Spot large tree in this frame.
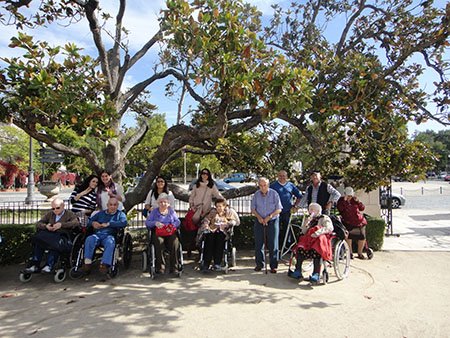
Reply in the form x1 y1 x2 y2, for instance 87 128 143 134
0 0 310 208
263 0 449 189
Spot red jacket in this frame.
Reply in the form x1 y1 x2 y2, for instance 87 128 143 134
336 197 367 228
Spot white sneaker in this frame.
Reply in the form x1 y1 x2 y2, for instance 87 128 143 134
213 264 222 271
41 265 52 273
25 265 38 273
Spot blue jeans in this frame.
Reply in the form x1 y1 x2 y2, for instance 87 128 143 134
254 218 279 269
31 246 58 269
84 233 116 266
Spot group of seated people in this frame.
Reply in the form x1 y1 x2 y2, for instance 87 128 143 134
26 169 369 280
25 170 127 275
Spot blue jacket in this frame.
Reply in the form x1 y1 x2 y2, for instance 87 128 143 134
88 209 127 236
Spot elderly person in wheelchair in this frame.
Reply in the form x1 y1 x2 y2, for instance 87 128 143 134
81 197 127 275
145 193 181 275
198 198 240 272
289 202 333 283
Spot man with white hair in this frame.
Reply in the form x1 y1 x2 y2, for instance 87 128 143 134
251 177 282 273
26 198 80 273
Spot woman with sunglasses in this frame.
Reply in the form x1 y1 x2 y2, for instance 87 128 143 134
97 170 125 211
189 168 224 225
144 176 175 216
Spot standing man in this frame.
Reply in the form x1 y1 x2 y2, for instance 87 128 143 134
300 170 341 215
251 177 282 273
270 170 302 248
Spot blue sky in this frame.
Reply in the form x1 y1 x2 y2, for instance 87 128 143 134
0 0 447 136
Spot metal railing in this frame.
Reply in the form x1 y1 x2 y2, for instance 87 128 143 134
0 195 254 228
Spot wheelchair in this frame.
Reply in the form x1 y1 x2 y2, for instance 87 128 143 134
69 226 133 279
287 232 351 285
197 229 237 274
141 228 183 279
19 229 83 283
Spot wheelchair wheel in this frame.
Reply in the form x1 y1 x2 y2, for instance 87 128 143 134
109 265 119 278
122 233 133 269
141 250 148 272
322 270 329 285
333 239 350 280
70 233 85 268
367 247 374 260
149 245 156 279
54 268 66 283
69 266 84 279
19 271 32 283
230 247 237 267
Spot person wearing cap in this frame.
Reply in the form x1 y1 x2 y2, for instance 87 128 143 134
299 171 341 215
337 187 367 259
270 170 302 248
145 193 181 274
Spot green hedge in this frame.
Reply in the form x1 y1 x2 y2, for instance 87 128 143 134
366 217 386 251
0 224 35 265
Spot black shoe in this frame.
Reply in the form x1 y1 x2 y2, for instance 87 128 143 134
254 266 262 272
270 268 277 274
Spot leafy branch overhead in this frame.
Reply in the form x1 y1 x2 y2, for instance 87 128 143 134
0 0 448 205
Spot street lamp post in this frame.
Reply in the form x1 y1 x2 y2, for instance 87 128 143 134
183 147 187 184
25 135 34 204
195 163 200 179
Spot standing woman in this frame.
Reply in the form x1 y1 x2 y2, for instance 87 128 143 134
97 170 125 211
70 174 99 217
144 176 175 216
189 168 224 225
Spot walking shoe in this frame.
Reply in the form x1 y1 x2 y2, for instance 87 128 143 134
25 265 39 273
270 268 277 274
289 270 303 280
309 273 320 283
212 264 222 271
254 266 262 272
99 264 109 275
200 264 210 273
41 265 52 273
81 263 92 274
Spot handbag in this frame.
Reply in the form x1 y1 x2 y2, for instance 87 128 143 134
182 209 198 232
155 224 177 237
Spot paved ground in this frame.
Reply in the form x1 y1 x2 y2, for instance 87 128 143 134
1 181 449 337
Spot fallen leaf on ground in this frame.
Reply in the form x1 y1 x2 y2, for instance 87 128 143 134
364 295 372 300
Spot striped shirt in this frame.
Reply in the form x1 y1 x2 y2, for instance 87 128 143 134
70 188 97 214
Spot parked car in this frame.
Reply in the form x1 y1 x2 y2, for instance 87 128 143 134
380 190 406 209
188 179 236 192
439 172 448 179
223 173 247 183
444 175 450 182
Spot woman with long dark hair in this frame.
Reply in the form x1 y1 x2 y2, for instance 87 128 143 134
144 176 175 214
189 168 223 225
97 170 125 210
70 174 99 216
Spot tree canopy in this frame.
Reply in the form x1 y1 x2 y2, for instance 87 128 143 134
0 0 449 208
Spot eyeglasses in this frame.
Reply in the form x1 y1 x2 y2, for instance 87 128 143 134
52 207 62 210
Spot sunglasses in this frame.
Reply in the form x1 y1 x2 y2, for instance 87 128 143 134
52 206 62 210
201 172 209 175
156 180 165 183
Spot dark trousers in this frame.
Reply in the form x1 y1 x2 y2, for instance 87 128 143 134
202 231 226 267
279 211 292 248
153 233 179 272
254 218 279 270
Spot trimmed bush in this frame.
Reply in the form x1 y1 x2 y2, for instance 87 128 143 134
366 217 386 251
0 224 35 265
